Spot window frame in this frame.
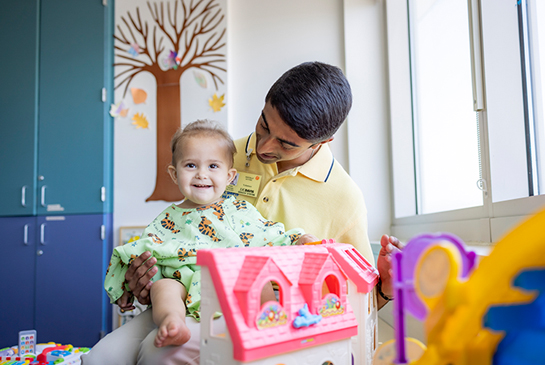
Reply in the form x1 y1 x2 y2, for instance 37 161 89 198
386 0 545 244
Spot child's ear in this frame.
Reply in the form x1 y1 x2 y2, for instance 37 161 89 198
227 168 237 184
167 165 178 185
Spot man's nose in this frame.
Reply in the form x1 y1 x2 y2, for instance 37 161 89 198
257 135 275 153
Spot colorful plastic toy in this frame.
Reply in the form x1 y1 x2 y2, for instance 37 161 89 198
198 242 379 364
374 205 545 365
0 339 89 365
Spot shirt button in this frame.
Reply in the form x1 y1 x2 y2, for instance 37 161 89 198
263 197 269 203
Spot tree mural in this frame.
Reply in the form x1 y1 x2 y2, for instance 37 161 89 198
115 0 226 202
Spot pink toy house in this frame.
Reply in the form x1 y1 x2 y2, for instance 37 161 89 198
197 242 379 365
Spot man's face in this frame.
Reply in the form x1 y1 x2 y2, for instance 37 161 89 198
254 102 317 167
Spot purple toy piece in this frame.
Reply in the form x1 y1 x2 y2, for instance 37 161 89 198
392 233 476 364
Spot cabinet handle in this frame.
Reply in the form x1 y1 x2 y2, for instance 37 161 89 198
40 223 46 245
21 186 28 207
24 224 29 244
37 250 44 256
41 185 47 207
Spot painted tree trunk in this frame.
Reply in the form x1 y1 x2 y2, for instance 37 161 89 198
146 69 184 202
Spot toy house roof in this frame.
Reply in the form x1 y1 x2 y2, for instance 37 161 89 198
197 242 379 362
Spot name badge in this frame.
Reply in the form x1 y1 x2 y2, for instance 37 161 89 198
226 172 261 197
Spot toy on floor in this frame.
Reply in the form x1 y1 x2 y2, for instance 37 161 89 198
0 331 90 365
197 242 379 365
374 205 545 365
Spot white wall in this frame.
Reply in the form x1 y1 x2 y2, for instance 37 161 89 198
113 0 392 245
227 0 391 241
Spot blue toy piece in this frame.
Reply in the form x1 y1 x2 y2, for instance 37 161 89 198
292 303 322 328
484 269 545 365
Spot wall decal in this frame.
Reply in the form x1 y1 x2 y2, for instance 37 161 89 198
130 88 148 104
132 112 150 129
209 93 225 112
114 0 227 202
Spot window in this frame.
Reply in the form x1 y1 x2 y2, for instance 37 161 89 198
524 0 545 195
386 0 545 243
408 0 482 214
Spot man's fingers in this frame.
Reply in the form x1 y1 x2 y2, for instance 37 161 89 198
125 251 152 278
136 280 153 305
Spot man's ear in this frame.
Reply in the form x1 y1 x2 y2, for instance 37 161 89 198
319 137 334 145
227 168 237 184
312 137 334 150
167 165 178 185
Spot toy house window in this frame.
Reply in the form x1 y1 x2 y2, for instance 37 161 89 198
261 280 282 304
322 274 340 298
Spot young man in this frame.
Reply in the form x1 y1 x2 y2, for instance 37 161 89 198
85 62 402 365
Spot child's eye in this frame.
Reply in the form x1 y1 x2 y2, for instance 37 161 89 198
185 163 196 168
209 164 218 169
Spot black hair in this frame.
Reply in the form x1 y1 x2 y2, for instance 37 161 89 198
265 61 352 143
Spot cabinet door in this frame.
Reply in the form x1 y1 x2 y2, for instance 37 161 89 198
0 1 38 217
37 0 108 215
35 214 106 347
0 217 37 347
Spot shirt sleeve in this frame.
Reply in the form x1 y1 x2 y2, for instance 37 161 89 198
335 211 374 266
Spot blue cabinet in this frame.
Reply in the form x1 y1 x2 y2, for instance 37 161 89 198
0 217 37 345
0 1 39 217
0 214 112 347
0 0 113 217
0 0 114 348
35 214 112 346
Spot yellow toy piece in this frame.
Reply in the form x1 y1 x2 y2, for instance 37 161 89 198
377 205 545 365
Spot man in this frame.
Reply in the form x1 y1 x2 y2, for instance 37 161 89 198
83 62 402 365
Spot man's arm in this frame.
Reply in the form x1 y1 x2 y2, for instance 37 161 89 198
125 251 158 305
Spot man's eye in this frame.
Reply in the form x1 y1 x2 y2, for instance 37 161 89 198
260 122 269 132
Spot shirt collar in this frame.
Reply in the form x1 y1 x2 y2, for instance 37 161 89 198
246 133 334 183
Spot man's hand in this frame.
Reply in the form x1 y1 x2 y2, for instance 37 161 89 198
377 234 404 308
295 234 320 245
125 251 158 306
116 290 136 313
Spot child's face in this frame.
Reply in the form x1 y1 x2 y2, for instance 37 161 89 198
168 135 236 209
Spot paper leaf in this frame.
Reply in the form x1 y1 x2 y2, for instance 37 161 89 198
209 93 225 112
131 88 147 104
132 112 149 129
162 50 180 70
128 43 140 57
109 101 129 118
193 70 208 88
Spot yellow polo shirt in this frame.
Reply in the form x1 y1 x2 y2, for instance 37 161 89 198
225 133 373 264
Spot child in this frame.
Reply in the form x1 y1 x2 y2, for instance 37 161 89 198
104 120 317 349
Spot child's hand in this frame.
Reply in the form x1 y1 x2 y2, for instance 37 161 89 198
295 234 319 245
117 291 136 313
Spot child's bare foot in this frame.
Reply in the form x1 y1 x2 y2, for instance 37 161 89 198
154 314 191 347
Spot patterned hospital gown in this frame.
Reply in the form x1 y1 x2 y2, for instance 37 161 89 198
104 196 304 319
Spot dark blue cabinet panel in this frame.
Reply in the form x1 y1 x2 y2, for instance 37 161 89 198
0 217 37 347
35 214 109 346
0 1 39 216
